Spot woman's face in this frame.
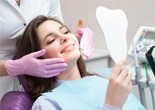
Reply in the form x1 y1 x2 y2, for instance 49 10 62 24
37 20 80 63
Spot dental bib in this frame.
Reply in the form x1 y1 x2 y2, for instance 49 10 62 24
96 6 128 63
43 76 145 110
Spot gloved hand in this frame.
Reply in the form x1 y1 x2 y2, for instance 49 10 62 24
4 49 67 78
77 28 94 59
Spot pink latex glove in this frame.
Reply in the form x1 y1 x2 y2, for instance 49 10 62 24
77 28 94 59
4 49 67 78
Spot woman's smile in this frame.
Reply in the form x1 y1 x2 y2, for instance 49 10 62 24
61 44 75 53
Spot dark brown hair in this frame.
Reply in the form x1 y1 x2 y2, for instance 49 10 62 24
16 15 91 99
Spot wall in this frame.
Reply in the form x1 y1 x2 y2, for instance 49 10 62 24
60 0 155 51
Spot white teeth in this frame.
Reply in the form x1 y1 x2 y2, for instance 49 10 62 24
66 45 73 51
64 45 74 53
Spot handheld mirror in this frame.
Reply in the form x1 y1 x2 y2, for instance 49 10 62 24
96 6 128 63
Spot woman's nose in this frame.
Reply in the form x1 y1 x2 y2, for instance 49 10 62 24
61 37 69 44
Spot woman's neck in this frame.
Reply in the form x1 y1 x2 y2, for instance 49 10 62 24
56 63 81 80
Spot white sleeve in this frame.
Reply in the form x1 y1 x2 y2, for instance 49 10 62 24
31 96 61 110
48 0 64 23
103 103 120 110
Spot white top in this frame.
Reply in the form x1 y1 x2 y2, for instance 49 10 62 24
0 0 63 100
0 0 63 60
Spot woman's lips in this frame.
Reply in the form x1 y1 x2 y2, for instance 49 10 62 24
61 44 74 53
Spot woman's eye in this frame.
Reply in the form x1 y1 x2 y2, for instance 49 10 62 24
64 31 70 34
47 39 55 45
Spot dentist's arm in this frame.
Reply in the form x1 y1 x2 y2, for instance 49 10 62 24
104 60 132 110
0 61 8 76
1 49 67 78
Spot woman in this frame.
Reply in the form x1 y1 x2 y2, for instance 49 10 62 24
16 15 145 110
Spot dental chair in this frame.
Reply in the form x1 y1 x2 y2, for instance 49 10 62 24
0 75 33 110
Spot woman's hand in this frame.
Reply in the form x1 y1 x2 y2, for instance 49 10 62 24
105 60 132 109
4 49 67 78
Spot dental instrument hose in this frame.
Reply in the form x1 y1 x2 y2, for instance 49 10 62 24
145 58 155 109
132 41 147 109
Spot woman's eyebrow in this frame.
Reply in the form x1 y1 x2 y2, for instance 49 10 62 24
59 25 67 31
59 25 64 30
43 33 53 41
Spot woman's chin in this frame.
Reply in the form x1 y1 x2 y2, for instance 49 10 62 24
63 52 80 62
